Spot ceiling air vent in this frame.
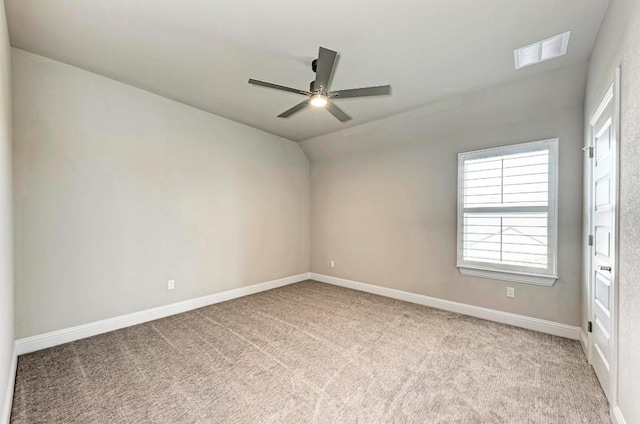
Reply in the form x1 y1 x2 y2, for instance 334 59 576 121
514 31 571 69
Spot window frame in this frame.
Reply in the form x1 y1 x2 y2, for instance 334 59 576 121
456 138 559 286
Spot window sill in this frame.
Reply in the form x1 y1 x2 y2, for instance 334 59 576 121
458 266 558 286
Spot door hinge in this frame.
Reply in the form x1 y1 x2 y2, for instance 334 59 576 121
582 146 594 158
588 235 594 246
588 321 593 333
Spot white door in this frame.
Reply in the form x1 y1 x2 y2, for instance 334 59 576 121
588 78 618 401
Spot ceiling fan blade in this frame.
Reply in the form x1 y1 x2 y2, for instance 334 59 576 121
278 99 310 118
329 85 391 98
248 78 311 96
326 101 351 122
314 47 338 92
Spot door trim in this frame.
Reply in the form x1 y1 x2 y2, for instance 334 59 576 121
586 67 620 410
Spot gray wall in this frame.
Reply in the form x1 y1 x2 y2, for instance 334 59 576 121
0 1 12 420
584 0 640 421
302 65 587 326
12 48 310 339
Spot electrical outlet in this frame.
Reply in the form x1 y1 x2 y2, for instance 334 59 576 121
507 287 515 298
168 280 175 290
330 260 335 268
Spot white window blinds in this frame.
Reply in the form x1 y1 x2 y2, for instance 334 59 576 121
457 139 558 283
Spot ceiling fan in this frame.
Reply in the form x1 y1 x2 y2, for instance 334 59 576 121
248 47 391 122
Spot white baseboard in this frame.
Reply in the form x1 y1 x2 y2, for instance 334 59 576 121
15 273 310 355
579 329 589 357
310 273 580 340
612 405 628 424
1 345 17 424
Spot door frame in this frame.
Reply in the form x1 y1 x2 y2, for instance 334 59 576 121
586 67 620 407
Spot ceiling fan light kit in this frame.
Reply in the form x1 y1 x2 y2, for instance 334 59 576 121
248 46 391 122
310 93 328 107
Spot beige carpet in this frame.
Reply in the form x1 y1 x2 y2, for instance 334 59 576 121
11 280 610 423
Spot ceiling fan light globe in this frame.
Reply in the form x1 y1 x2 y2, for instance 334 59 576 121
310 94 328 108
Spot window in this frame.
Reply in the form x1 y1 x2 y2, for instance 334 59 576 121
457 139 558 286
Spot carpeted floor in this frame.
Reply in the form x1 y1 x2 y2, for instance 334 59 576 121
11 280 610 423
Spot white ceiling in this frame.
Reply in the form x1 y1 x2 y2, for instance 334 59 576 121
6 0 609 142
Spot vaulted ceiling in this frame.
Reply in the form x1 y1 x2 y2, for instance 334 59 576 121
6 0 609 141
